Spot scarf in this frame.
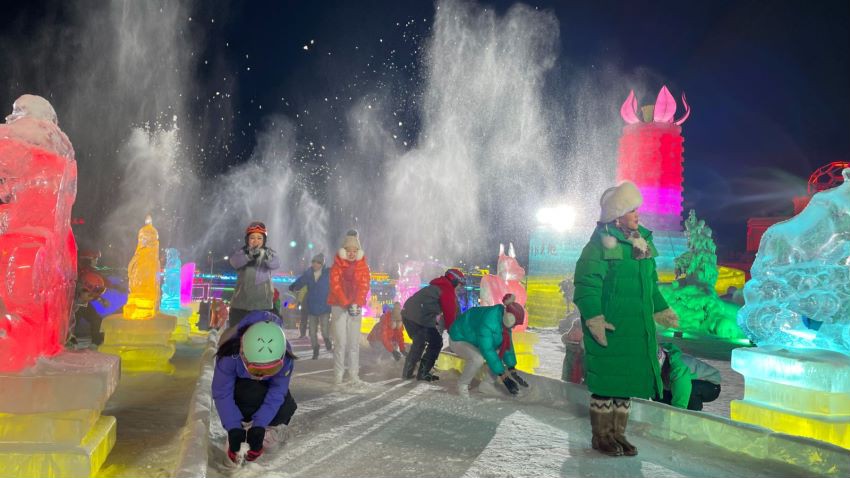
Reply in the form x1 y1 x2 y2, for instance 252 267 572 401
617 224 651 260
499 325 511 358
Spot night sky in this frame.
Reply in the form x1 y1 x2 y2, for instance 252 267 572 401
1 0 848 267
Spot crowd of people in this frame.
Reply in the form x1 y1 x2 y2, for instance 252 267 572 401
74 180 722 466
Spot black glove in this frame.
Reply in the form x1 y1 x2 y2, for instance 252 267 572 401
246 426 265 452
227 428 247 453
347 304 361 316
502 376 519 395
392 350 402 361
248 247 261 259
509 368 529 388
400 349 408 357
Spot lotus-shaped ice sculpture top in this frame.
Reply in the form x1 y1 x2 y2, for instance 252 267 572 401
738 169 850 355
620 85 690 126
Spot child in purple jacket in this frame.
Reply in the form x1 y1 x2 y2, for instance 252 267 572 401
212 311 297 465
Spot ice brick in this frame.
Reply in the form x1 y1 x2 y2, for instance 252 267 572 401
99 343 175 373
0 409 98 445
732 399 850 450
171 315 190 342
0 415 116 478
745 378 850 416
0 350 119 414
731 346 850 393
101 313 177 345
525 276 569 328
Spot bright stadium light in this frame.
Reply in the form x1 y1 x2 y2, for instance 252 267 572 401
536 205 576 232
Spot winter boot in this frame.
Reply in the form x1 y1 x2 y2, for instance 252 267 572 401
612 398 638 456
416 359 439 382
589 397 624 456
402 353 418 379
312 346 319 360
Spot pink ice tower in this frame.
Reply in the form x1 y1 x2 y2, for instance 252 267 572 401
617 86 690 232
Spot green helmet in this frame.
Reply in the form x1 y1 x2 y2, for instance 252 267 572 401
241 321 286 364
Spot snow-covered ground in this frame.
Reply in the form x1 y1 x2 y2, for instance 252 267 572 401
201 329 811 478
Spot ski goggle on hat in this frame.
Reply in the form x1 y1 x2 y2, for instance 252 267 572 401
240 321 286 378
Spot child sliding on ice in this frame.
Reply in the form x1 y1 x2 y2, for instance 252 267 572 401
212 311 298 466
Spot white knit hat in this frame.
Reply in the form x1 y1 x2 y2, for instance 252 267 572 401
599 181 643 223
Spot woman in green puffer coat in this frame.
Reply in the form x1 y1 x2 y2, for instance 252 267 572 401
573 180 680 458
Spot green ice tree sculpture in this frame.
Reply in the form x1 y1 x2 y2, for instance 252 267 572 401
674 209 719 294
661 210 744 338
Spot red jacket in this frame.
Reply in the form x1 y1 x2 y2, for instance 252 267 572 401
328 251 371 307
367 310 407 353
430 276 460 330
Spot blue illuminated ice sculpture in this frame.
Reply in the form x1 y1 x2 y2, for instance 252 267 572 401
738 169 850 355
160 248 182 312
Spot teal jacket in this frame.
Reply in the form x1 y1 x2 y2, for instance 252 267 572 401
449 305 517 375
573 224 669 399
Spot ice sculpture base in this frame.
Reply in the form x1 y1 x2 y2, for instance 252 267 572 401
0 350 120 415
732 400 850 450
732 346 850 393
0 415 116 478
732 346 850 449
162 307 193 342
100 313 177 374
0 350 118 477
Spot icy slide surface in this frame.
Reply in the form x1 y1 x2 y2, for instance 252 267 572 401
204 354 821 478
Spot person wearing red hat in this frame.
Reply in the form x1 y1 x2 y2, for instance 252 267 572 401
69 268 109 347
448 294 530 398
228 221 281 328
400 268 465 381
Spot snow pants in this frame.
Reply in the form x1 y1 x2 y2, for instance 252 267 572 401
234 378 298 427
331 305 362 381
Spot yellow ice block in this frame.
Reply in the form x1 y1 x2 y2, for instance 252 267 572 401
0 409 99 445
436 330 539 374
360 316 378 335
99 343 176 374
731 399 850 450
715 265 746 295
171 315 190 342
0 415 116 478
525 276 568 327
436 352 465 374
101 313 177 345
745 378 850 416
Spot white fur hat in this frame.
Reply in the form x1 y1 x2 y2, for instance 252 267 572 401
599 181 643 223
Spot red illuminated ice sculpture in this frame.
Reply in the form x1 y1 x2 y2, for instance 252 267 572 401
0 94 78 373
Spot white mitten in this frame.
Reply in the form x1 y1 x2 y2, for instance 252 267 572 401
585 315 616 347
654 308 680 329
